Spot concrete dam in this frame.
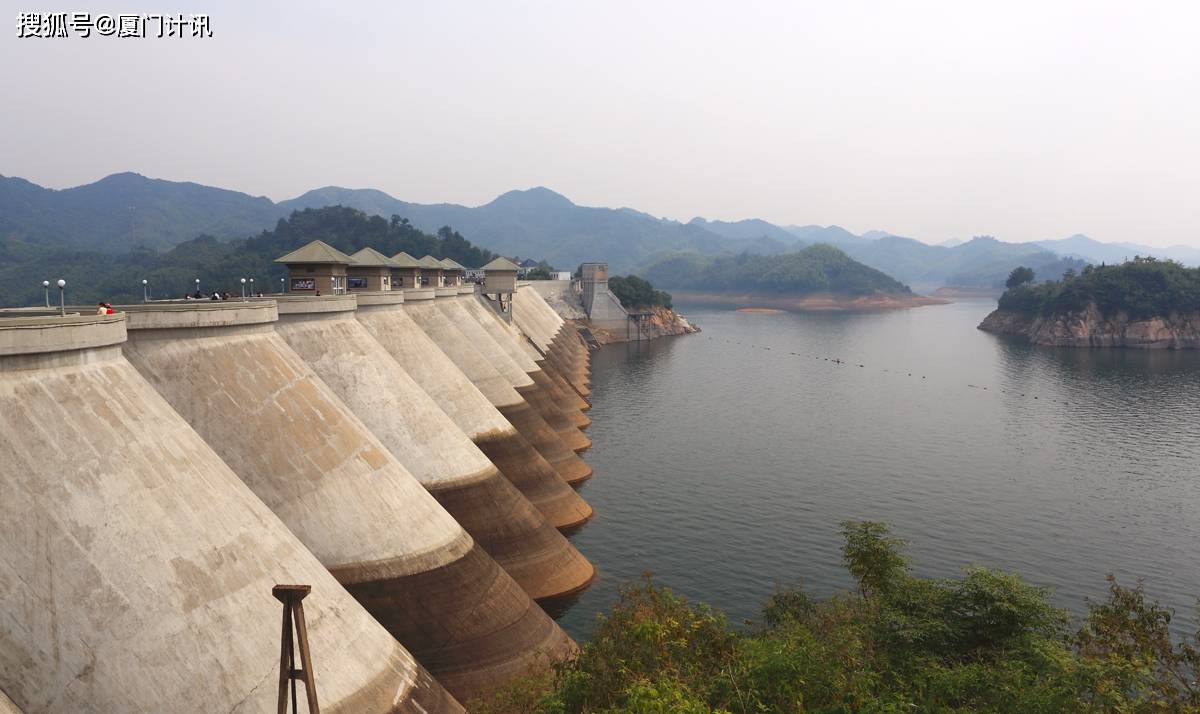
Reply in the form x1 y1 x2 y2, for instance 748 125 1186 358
0 252 599 712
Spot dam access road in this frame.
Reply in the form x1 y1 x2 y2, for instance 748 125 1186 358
0 267 598 712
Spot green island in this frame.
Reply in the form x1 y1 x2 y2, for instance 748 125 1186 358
980 258 1200 348
475 522 1200 713
640 245 944 310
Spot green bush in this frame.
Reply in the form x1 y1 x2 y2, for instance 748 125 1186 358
472 522 1200 713
609 275 673 309
998 257 1200 319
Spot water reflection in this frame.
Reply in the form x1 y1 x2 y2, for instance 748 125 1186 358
557 301 1200 641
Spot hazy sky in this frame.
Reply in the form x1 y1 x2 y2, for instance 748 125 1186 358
2 1 1198 246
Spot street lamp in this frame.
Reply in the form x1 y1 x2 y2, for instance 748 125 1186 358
240 277 247 300
280 277 285 294
194 278 200 296
142 279 149 303
249 277 255 296
56 279 66 316
42 280 50 308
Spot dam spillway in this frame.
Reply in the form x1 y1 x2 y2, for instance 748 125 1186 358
117 301 571 701
353 293 594 529
455 291 592 429
511 288 591 395
0 313 458 712
400 290 594 485
270 293 594 600
519 287 593 395
435 293 592 454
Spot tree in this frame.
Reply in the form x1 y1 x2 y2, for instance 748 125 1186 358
525 260 554 280
1006 266 1036 289
609 275 673 309
473 521 1200 712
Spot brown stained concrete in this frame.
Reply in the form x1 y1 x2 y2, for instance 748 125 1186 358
437 298 591 453
514 290 591 389
539 359 592 424
117 301 569 703
536 363 592 427
509 289 593 403
0 313 459 713
517 381 591 453
401 295 593 487
457 296 592 428
349 543 576 698
271 296 594 601
353 297 593 530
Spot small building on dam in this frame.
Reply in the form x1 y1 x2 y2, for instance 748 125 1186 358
0 241 600 712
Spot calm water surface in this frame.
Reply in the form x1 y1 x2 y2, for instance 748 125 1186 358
554 299 1200 639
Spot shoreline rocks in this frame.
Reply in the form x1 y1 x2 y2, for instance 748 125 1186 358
579 305 699 345
978 304 1200 349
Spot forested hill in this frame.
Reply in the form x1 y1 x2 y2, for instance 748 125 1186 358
0 172 280 252
281 185 745 273
996 257 1200 318
641 245 912 296
0 207 494 307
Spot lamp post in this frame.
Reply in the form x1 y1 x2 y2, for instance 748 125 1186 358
249 277 255 296
42 280 50 308
142 279 149 303
194 278 201 297
56 279 65 316
240 277 247 300
280 277 285 294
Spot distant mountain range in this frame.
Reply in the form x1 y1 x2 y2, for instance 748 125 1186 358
3 171 1196 295
0 173 280 252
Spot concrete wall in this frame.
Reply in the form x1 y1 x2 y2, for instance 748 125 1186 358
356 292 514 440
394 268 421 289
0 313 457 712
355 294 594 530
272 294 593 601
575 263 633 335
286 264 348 294
402 292 592 485
116 300 556 702
348 266 392 292
523 280 571 301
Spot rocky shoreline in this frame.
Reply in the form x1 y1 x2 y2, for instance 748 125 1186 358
579 305 700 345
671 290 947 311
978 303 1200 349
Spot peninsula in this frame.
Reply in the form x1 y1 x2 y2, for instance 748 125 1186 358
978 258 1200 348
642 244 945 311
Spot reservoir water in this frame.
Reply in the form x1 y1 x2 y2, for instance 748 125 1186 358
554 299 1200 639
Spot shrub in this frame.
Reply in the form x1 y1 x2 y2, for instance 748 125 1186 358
472 522 1200 713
